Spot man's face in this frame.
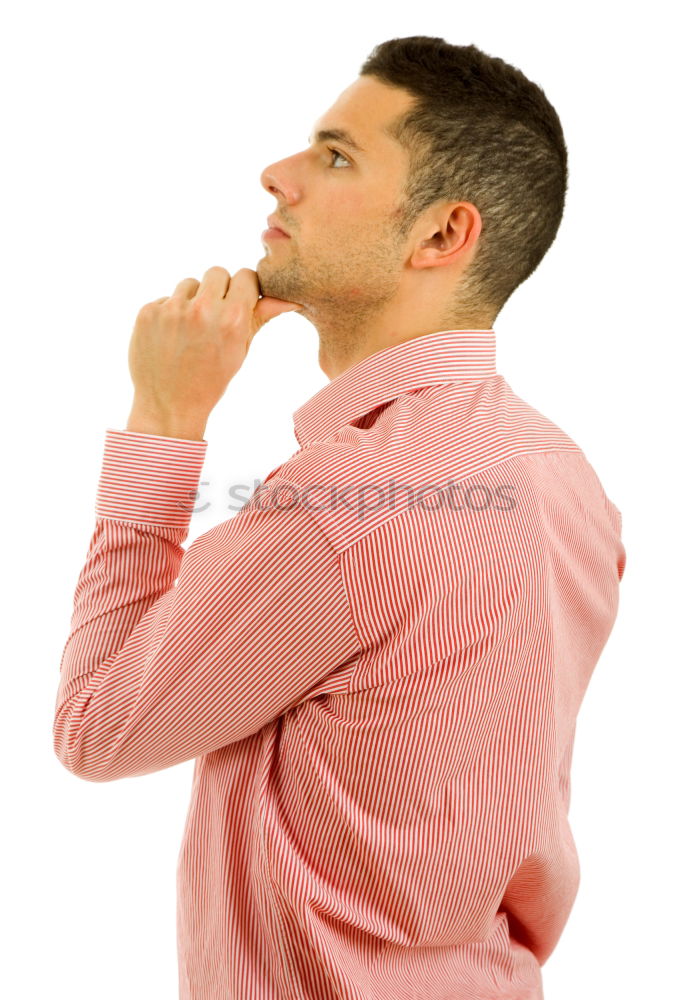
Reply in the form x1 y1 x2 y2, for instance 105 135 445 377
256 76 417 319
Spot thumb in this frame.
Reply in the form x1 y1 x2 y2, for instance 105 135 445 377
254 296 302 327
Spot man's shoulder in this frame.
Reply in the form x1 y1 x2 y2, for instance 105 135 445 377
243 376 601 553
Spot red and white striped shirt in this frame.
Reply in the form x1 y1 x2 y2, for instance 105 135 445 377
53 328 626 1000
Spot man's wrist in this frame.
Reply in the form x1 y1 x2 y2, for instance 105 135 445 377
125 403 208 442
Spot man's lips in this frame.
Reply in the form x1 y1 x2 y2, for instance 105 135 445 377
266 216 290 236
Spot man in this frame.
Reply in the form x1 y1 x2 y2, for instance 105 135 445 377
53 37 626 1000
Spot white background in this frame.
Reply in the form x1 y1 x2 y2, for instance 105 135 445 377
2 2 690 997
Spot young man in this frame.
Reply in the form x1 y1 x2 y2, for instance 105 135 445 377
54 37 626 1000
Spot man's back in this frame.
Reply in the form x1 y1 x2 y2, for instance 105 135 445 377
176 329 626 998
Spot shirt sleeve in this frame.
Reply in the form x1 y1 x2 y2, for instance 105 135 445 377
53 428 362 782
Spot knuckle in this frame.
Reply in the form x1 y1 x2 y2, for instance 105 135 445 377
187 299 211 326
225 301 245 324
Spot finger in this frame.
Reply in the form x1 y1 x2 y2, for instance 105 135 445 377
171 277 200 300
197 265 231 299
224 267 258 305
254 295 303 327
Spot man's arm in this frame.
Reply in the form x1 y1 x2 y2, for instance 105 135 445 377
52 428 361 782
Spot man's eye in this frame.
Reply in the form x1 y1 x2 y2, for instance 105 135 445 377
328 147 350 168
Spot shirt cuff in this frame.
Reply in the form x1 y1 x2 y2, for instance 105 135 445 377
95 428 209 529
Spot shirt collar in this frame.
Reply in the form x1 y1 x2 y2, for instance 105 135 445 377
292 328 497 447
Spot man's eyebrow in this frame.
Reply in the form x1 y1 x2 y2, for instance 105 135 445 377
307 128 366 155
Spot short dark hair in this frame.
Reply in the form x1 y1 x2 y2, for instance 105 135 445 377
359 36 569 324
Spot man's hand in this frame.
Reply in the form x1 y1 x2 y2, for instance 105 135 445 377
127 266 301 435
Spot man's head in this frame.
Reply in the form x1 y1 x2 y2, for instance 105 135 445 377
256 36 568 378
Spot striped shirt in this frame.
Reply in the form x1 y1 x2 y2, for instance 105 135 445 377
53 327 626 1000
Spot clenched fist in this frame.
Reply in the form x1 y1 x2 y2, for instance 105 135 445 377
127 266 301 436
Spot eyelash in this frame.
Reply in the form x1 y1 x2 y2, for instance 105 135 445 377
327 147 351 168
